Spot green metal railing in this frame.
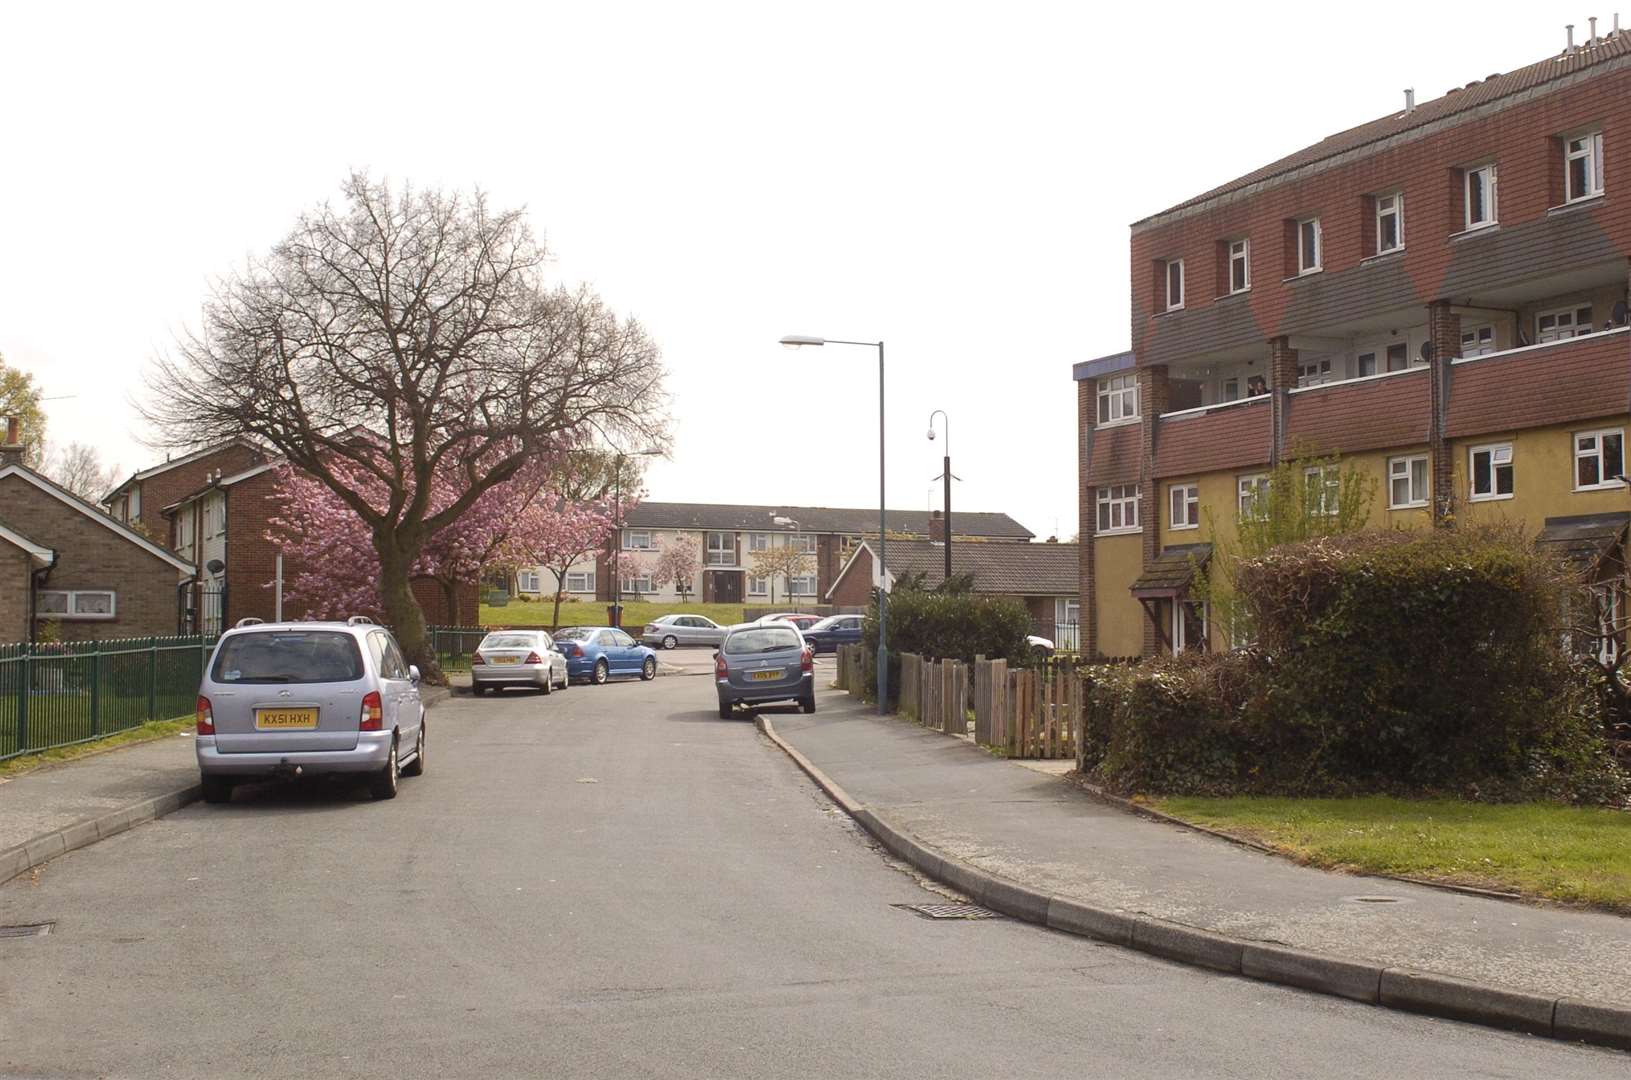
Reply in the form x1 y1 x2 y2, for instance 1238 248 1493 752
428 626 489 672
0 635 215 762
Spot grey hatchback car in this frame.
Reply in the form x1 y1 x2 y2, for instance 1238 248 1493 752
715 622 815 719
195 619 426 803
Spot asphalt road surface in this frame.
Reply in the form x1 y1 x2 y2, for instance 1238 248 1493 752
2 669 1626 1079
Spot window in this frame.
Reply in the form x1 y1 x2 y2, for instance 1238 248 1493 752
1305 465 1341 516
1237 473 1269 519
790 574 818 596
1461 324 1496 357
1575 429 1626 490
1465 163 1497 229
1095 484 1140 534
565 570 595 593
1387 342 1411 372
1228 239 1250 293
748 533 770 552
177 509 195 554
1356 349 1378 377
1097 373 1139 425
1594 582 1622 666
623 529 653 551
748 575 769 596
129 487 140 520
1220 376 1241 402
1537 305 1595 343
517 570 541 593
1388 455 1429 509
1565 131 1604 203
211 630 364 684
705 531 735 566
1172 599 1208 654
1164 259 1184 311
621 574 655 595
1375 192 1403 253
790 533 816 553
1168 483 1199 530
1469 444 1513 501
1298 218 1322 274
35 590 117 620
1296 356 1333 387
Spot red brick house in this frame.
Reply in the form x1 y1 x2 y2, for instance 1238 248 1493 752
102 438 266 541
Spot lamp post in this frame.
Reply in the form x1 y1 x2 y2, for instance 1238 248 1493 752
781 334 889 715
611 448 662 628
928 410 951 582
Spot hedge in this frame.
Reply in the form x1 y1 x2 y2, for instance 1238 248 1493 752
860 589 1033 706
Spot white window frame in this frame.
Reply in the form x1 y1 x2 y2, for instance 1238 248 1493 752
1305 465 1341 516
1464 163 1497 229
748 532 770 552
789 574 818 596
1565 130 1604 204
517 570 541 593
620 573 655 595
1594 581 1622 666
1468 443 1513 502
622 529 653 551
1387 455 1429 509
1164 259 1184 311
1298 217 1322 275
565 570 595 593
1171 598 1208 654
1237 473 1269 520
1574 428 1626 491
35 589 117 621
1097 372 1139 426
1296 356 1334 387
704 531 735 566
1536 304 1595 344
1228 238 1250 294
790 533 816 554
747 575 769 597
1168 482 1200 530
177 508 195 553
1375 192 1403 253
1095 484 1140 535
1460 324 1496 357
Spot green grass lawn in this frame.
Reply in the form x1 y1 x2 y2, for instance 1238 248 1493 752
1155 795 1631 911
479 601 749 629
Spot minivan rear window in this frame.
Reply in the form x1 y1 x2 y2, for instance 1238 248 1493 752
723 627 802 654
212 631 365 684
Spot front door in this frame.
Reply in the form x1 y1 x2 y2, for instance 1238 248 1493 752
1171 599 1207 654
712 571 743 604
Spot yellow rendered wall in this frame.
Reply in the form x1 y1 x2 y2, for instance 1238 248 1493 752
1095 531 1145 658
1452 417 1631 528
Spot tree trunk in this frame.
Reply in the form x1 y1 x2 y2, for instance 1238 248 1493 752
552 580 566 630
440 578 460 627
377 536 437 680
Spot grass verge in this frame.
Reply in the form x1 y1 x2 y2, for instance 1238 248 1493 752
0 716 194 780
479 601 749 629
1154 795 1631 911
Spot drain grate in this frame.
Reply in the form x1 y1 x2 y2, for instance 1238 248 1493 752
894 902 1003 921
0 922 54 939
1348 895 1404 904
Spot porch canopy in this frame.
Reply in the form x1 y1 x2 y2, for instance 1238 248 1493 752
1130 543 1213 599
1536 512 1629 573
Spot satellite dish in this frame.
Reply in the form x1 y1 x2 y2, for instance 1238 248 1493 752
206 559 225 574
1419 341 1436 362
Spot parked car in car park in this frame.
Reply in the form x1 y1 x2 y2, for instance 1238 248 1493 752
757 612 822 631
553 626 659 684
715 622 815 718
195 617 426 804
800 613 864 654
470 630 570 695
641 613 727 649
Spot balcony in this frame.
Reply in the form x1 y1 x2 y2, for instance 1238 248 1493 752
1285 366 1431 455
1153 397 1270 479
1447 327 1631 439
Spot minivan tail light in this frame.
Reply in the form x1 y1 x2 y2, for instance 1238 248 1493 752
524 651 543 665
715 652 728 678
801 647 814 673
360 691 384 731
196 695 215 735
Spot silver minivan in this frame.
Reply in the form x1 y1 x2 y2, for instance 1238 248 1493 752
195 619 426 803
715 622 815 719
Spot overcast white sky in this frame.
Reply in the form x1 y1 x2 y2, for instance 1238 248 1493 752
0 2 1585 537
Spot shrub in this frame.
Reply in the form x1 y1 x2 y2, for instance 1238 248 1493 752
861 589 1033 705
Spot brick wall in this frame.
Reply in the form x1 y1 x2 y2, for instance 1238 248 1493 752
827 546 876 608
133 444 265 540
1 473 186 640
0 545 30 642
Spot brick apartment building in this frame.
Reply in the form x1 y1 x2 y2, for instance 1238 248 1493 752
1077 28 1631 657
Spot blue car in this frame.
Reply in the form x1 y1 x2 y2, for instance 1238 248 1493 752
800 614 864 654
552 626 659 685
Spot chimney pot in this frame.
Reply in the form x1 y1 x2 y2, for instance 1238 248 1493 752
1590 16 1599 42
1567 23 1576 52
928 509 947 544
1403 87 1415 113
0 417 22 468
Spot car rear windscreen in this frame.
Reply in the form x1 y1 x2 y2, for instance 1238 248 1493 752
553 628 591 641
723 627 802 654
212 631 366 684
481 634 537 650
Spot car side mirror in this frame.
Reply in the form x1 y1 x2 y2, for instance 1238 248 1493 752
408 664 421 684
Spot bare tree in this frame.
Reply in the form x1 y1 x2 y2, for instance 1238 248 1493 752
46 441 121 501
141 173 666 668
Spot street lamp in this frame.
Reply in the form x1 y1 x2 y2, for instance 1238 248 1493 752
611 447 663 628
928 410 952 582
780 334 889 715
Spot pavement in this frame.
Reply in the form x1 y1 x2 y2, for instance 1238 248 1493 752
768 692 1631 1047
4 673 1623 1078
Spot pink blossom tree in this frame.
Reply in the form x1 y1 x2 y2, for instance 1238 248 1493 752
650 536 700 603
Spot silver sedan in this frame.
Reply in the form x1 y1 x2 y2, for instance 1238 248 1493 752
471 630 570 695
640 614 727 649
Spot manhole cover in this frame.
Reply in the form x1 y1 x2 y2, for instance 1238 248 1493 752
1348 895 1405 904
893 902 1003 920
0 923 54 939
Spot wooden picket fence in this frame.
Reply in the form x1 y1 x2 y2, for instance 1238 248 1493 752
834 643 868 697
900 652 969 736
893 651 1079 760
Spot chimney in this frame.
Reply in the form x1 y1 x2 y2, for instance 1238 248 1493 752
1590 15 1599 43
1403 87 1415 114
927 509 947 544
0 417 23 468
1567 23 1576 53
1615 13 1621 36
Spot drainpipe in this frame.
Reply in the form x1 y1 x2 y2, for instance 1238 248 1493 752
28 552 58 644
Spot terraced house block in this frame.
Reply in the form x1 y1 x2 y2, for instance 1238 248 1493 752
1077 33 1631 657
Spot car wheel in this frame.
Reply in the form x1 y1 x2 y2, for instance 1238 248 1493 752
541 673 552 695
471 683 486 697
641 657 657 681
369 737 400 800
800 691 816 715
402 719 426 777
592 659 609 685
557 666 568 690
200 775 234 804
662 635 678 650
718 701 732 720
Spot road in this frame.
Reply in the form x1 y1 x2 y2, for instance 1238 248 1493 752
1 660 1625 1078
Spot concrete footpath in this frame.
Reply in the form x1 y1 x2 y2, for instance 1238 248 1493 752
769 693 1631 1048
